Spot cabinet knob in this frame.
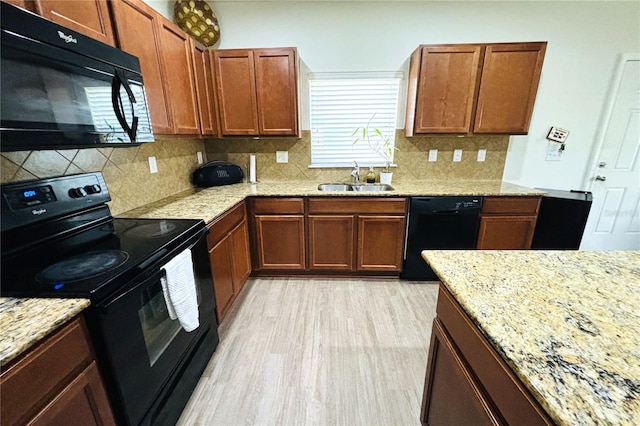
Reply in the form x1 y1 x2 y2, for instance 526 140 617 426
595 175 607 182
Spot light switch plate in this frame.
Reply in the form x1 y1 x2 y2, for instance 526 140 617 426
428 149 438 162
477 149 486 162
197 151 203 164
453 149 463 162
545 142 563 161
148 156 158 173
276 151 288 163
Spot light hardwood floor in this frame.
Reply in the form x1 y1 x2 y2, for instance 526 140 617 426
178 277 439 425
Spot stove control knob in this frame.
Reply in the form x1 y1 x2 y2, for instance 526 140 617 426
84 184 102 194
69 187 88 198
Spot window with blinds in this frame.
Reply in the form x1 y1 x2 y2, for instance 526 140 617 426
309 73 401 168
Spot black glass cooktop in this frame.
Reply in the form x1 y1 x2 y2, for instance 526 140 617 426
1 216 205 301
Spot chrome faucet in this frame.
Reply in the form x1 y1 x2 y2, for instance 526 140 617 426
350 161 360 184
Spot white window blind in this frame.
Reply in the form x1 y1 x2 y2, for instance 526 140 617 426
309 74 400 168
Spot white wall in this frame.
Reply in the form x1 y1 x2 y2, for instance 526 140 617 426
148 1 639 190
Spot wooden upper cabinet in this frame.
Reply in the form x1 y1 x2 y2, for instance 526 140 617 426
157 18 200 134
405 42 546 136
34 0 116 46
407 44 482 135
192 42 219 136
254 48 299 136
111 0 202 135
213 49 259 135
110 0 172 133
213 47 299 137
473 43 547 134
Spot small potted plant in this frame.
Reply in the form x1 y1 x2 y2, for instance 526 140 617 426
352 115 396 184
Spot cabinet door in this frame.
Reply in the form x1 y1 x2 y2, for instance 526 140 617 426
209 238 235 323
254 48 299 136
308 215 355 271
473 42 546 134
414 44 482 134
357 215 405 272
29 362 116 426
255 215 306 270
422 319 502 425
213 49 259 135
477 215 538 250
191 41 219 136
3 0 34 11
35 0 116 46
111 0 172 133
157 19 200 135
230 219 251 292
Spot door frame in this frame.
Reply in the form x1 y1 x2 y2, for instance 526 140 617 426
582 53 640 189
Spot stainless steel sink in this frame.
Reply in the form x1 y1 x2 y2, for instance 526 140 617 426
317 183 353 191
317 183 394 192
352 184 394 192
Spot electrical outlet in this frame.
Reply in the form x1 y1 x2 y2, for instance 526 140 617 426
428 149 438 162
197 151 203 164
453 149 463 162
477 149 486 162
148 156 158 173
276 151 288 163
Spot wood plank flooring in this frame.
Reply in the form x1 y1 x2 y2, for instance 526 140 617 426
178 277 439 425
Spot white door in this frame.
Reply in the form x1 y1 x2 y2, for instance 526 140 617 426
581 55 640 250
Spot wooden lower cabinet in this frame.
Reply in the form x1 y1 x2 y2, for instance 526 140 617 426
423 319 501 425
421 285 553 425
308 215 355 270
357 215 406 272
254 215 306 270
477 215 537 250
207 201 252 323
0 316 115 426
307 198 407 274
477 196 541 250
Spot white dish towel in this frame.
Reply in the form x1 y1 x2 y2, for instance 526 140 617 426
160 248 200 332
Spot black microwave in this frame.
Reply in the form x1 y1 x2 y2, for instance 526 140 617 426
0 2 154 152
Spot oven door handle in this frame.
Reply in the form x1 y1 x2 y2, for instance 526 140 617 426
98 267 166 313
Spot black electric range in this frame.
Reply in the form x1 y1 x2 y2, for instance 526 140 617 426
1 172 219 426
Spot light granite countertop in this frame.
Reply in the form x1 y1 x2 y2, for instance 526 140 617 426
421 250 640 426
120 179 545 223
0 297 91 367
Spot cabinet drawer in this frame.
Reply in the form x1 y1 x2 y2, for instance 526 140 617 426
207 201 245 248
253 197 304 214
1 317 93 426
308 197 407 214
436 286 552 425
481 197 540 215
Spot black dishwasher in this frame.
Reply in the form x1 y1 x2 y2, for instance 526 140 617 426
401 197 482 280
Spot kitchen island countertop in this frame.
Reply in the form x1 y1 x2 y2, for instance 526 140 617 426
0 298 90 367
421 250 640 425
120 179 545 223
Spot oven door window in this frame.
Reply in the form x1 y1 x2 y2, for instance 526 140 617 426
138 281 182 367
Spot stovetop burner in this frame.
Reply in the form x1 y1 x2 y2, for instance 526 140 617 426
36 250 130 285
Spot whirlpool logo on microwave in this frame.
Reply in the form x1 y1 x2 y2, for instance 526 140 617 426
31 208 47 216
57 31 77 44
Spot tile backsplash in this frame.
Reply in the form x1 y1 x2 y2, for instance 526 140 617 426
205 131 509 182
1 131 508 216
0 137 206 216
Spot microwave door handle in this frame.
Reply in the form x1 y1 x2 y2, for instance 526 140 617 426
111 71 132 137
117 69 139 141
112 69 138 141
